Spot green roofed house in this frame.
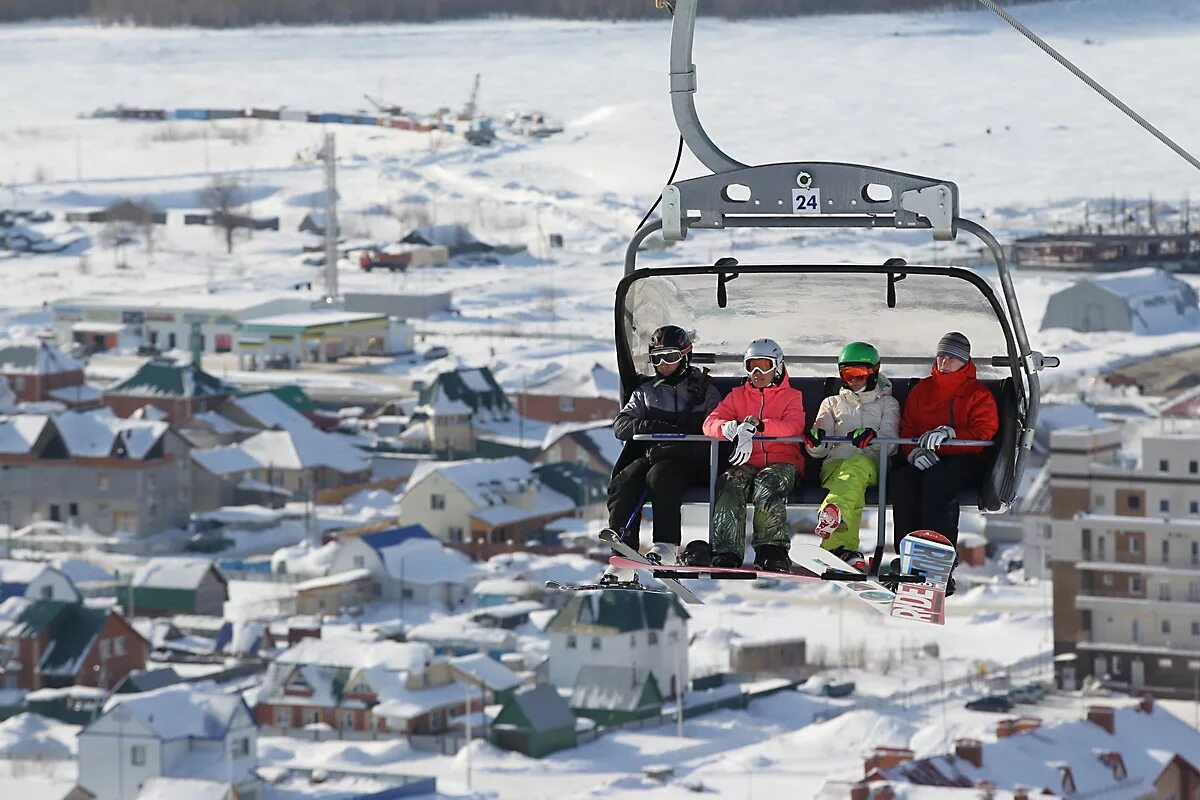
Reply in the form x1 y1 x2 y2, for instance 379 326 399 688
418 366 511 420
0 598 147 690
103 359 234 423
116 558 228 617
490 683 577 758
570 665 663 726
548 591 689 700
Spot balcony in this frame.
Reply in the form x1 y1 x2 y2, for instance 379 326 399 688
1076 593 1200 611
1076 560 1199 577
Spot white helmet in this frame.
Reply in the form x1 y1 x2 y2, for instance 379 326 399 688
744 338 785 381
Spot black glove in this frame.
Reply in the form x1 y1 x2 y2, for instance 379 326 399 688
647 443 691 464
634 418 680 436
803 427 826 449
850 427 877 449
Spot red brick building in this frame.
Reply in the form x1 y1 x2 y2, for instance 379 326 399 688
0 340 100 409
511 363 619 424
103 359 234 423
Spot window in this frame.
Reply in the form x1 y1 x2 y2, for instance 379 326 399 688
13 376 25 391
130 745 146 766
1160 459 1170 472
1128 495 1142 511
1190 460 1199 474
68 502 78 518
1163 540 1170 563
49 504 61 522
1163 620 1172 635
566 635 577 649
1095 494 1106 508
591 637 601 651
448 526 464 543
430 494 445 510
1191 502 1200 515
1194 542 1200 565
40 585 53 599
275 707 294 727
1161 499 1171 514
1132 619 1141 642
1160 583 1172 601
113 636 126 656
306 710 320 725
1131 576 1142 593
235 737 250 756
1098 537 1107 560
98 473 109 491
1192 622 1200 636
353 556 365 568
1103 574 1114 587
1130 536 1141 554
340 711 355 730
99 640 110 660
350 682 373 695
649 631 659 645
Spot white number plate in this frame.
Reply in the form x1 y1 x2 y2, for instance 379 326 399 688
792 188 821 214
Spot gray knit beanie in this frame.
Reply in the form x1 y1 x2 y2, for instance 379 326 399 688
936 331 971 363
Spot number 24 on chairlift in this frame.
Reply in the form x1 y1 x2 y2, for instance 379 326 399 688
792 187 821 214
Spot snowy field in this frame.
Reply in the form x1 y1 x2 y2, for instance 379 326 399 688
3 1 1200 798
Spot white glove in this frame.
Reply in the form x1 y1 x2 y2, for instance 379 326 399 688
918 426 955 452
721 420 740 441
729 423 757 466
908 447 939 471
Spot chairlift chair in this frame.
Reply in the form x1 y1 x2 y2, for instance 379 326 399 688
615 0 1060 569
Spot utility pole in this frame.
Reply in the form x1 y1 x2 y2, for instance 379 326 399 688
323 132 340 305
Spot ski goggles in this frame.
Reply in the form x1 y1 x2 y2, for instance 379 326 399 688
838 365 875 380
744 357 776 375
650 349 685 365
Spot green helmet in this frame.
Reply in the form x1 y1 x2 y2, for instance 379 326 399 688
838 341 880 367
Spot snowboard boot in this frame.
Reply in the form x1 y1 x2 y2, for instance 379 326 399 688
600 526 639 553
645 542 678 566
878 557 903 592
711 551 744 569
831 546 868 573
599 564 636 585
753 544 793 573
679 540 712 568
814 503 842 539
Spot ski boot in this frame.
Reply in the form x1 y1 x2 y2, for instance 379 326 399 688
645 542 678 566
753 544 793 573
814 503 842 539
599 527 639 585
679 540 712 568
830 546 868 573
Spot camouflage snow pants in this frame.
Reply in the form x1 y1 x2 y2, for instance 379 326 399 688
710 463 797 559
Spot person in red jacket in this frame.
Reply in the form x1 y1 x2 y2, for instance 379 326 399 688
690 338 806 572
892 331 999 593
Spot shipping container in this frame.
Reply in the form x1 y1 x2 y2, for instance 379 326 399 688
174 108 210 121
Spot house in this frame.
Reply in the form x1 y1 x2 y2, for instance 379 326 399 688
489 683 577 758
0 598 147 690
404 618 518 658
1041 267 1200 333
535 419 623 476
865 697 1200 798
298 211 337 237
417 367 512 421
531 461 608 513
117 559 228 617
471 577 543 607
569 665 663 726
400 224 491 257
511 364 620 423
103 360 235 423
956 532 987 568
0 338 100 408
292 568 372 616
468 600 544 630
448 653 521 705
401 457 575 558
547 591 689 699
254 637 477 736
77 684 258 800
0 410 192 537
405 394 476 458
327 526 482 608
0 559 80 603
112 667 184 695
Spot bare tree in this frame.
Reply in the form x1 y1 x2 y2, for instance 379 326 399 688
99 221 136 269
197 175 245 254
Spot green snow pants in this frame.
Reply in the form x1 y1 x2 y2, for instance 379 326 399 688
711 463 797 559
818 454 879 553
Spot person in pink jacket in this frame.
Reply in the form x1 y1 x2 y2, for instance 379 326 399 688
688 338 806 572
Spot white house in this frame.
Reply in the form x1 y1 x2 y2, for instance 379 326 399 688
327 525 483 608
77 684 259 800
0 559 80 603
546 591 689 699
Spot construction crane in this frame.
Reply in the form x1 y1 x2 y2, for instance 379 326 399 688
460 73 482 121
362 94 403 117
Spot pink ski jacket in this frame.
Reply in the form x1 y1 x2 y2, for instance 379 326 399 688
702 372 807 472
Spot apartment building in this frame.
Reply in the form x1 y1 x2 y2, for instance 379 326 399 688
1046 426 1200 697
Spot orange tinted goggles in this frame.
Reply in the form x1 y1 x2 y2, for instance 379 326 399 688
744 357 776 374
839 365 874 380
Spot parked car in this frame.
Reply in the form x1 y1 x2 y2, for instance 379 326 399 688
422 345 450 361
1007 685 1041 704
965 695 1014 713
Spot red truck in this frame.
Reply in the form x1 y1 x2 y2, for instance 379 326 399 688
359 249 412 272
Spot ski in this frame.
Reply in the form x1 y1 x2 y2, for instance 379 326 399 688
597 530 704 605
608 556 821 584
790 543 898 617
890 530 955 625
544 579 672 595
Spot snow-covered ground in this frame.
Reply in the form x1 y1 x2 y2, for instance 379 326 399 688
3 1 1200 797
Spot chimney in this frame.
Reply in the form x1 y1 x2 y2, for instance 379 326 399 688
1137 693 1154 714
995 718 1016 739
1087 705 1115 734
1013 788 1030 800
1013 716 1042 735
850 784 870 800
864 746 914 775
954 738 983 769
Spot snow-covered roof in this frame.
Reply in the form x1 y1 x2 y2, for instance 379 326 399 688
449 653 521 692
540 419 621 466
136 778 230 800
239 428 368 473
229 392 314 434
294 567 372 592
377 538 482 586
46 384 101 404
570 665 657 711
472 578 539 598
191 410 254 436
0 341 83 376
53 409 167 458
132 558 218 590
522 363 620 399
275 637 432 672
0 415 51 454
469 484 574 525
370 675 469 723
405 619 517 650
101 685 248 741
406 456 566 512
240 310 386 330
0 713 75 760
0 558 50 586
191 444 261 476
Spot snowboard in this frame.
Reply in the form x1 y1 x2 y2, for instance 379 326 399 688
889 530 955 625
596 529 703 605
544 579 674 596
790 543 899 617
608 556 821 584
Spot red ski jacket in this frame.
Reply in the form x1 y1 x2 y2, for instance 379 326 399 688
703 371 806 472
899 361 999 456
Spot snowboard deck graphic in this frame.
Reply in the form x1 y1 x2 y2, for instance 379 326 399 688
544 579 673 595
890 530 955 625
790 543 898 617
608 556 821 584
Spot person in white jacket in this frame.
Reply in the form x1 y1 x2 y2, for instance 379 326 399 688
802 341 900 571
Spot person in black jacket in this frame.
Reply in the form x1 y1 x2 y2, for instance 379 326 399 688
602 325 722 582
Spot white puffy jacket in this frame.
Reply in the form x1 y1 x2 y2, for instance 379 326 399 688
805 373 901 463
